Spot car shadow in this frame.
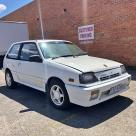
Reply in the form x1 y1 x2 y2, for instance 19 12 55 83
127 69 136 81
0 64 2 70
0 85 133 129
0 57 4 69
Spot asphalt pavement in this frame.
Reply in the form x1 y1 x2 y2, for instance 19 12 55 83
0 70 136 136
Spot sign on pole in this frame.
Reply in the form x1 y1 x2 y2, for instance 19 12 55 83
78 25 94 44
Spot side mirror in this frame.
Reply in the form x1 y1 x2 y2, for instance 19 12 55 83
29 55 43 63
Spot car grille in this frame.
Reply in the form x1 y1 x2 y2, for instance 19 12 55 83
100 73 120 81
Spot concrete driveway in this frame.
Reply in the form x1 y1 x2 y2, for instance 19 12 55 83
0 70 136 136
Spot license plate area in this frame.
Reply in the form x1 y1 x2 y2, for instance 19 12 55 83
109 84 126 95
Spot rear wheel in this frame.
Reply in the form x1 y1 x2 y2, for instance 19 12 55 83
48 79 70 109
5 70 17 89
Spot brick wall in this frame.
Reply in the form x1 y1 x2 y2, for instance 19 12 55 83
2 0 136 66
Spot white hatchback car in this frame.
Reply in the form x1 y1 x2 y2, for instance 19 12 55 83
3 40 131 109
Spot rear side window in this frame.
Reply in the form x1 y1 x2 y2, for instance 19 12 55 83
7 44 20 59
20 43 39 61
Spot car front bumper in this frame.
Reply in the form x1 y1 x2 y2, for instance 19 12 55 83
65 74 131 107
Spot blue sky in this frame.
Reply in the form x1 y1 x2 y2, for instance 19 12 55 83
0 0 33 18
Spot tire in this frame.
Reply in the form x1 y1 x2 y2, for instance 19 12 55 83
48 79 70 109
5 70 17 89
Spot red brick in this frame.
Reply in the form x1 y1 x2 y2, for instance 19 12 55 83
2 0 136 66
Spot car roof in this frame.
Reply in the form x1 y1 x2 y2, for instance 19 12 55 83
13 39 72 45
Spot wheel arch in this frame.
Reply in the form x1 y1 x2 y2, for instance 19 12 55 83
5 68 11 73
5 68 16 82
46 76 65 91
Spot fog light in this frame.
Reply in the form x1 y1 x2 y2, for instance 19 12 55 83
90 90 99 100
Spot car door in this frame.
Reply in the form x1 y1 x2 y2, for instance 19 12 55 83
5 43 21 82
17 42 45 90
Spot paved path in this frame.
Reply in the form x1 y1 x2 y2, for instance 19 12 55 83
0 70 136 136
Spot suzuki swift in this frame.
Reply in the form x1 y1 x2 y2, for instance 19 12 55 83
3 40 131 109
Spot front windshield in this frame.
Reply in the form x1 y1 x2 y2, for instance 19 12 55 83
39 41 87 59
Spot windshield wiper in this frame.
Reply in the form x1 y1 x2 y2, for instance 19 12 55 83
52 55 74 60
75 52 88 56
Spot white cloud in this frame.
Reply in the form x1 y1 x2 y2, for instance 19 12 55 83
0 4 7 12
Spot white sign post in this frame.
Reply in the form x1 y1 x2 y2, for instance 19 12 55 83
78 25 94 44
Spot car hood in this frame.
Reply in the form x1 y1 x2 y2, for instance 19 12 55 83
53 55 122 73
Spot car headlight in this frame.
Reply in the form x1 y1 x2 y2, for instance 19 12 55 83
79 72 98 84
121 65 126 74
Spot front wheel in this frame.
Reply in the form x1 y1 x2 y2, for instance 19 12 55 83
5 70 17 89
48 79 70 109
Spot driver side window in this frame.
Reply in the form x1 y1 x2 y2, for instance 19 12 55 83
20 43 39 61
7 44 20 59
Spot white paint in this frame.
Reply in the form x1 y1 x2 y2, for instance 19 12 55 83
53 55 122 73
37 0 45 39
3 40 131 107
0 22 29 56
